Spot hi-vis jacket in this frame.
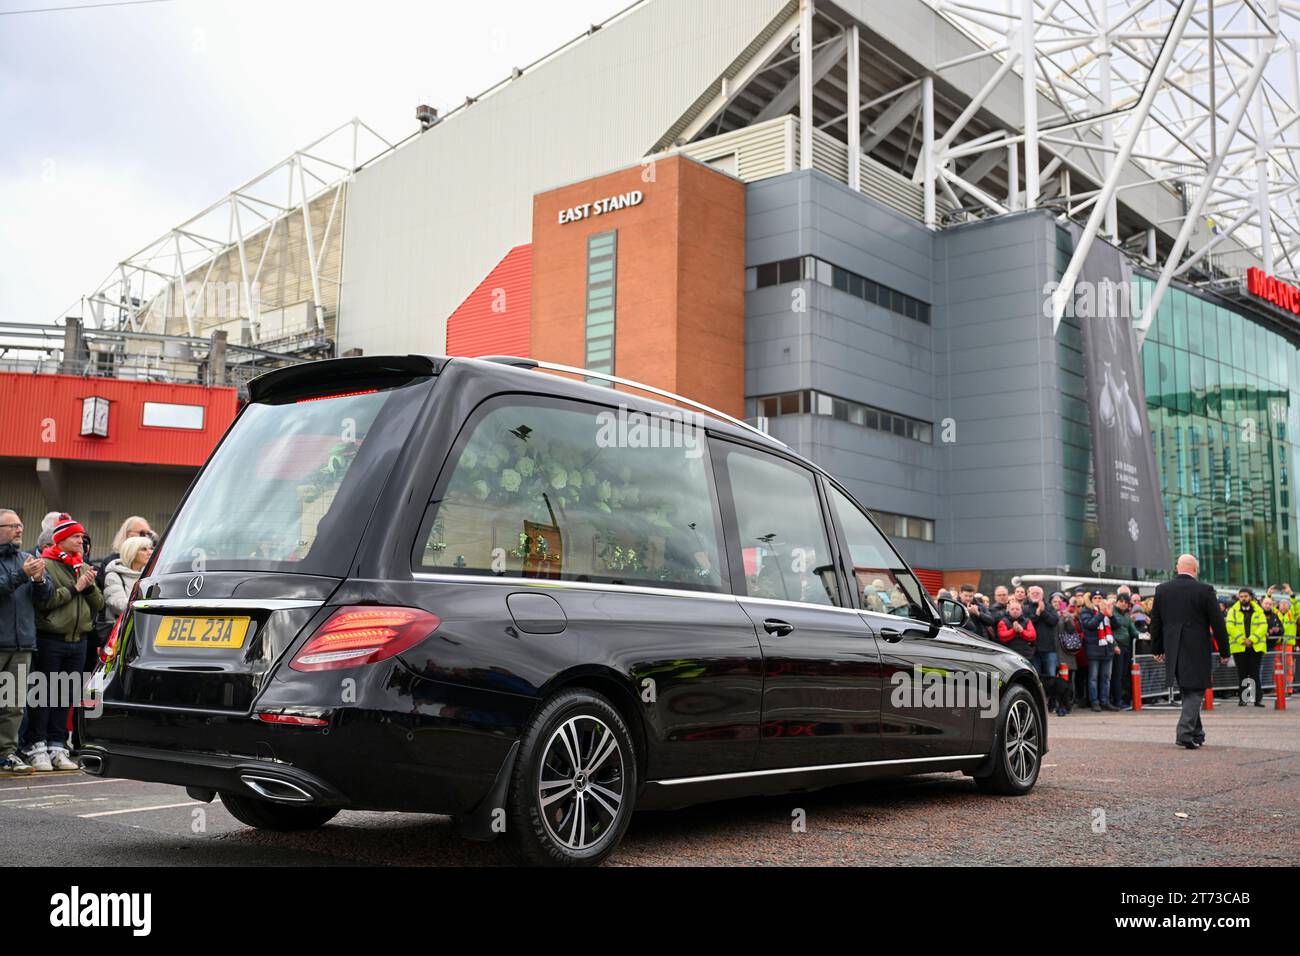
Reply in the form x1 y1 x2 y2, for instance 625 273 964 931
1225 600 1267 653
1278 604 1298 645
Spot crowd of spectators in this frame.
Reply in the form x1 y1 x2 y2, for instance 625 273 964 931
0 510 155 775
936 580 1298 716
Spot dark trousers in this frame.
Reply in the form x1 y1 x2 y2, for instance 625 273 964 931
1176 689 1205 745
23 633 86 751
1232 648 1264 703
1110 646 1133 705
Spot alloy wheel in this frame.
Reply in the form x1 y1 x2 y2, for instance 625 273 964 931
537 715 625 852
1004 698 1040 785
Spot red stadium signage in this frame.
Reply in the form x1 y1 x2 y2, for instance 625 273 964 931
1246 267 1300 315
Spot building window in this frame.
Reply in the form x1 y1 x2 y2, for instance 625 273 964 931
746 256 931 324
142 401 205 430
754 390 933 444
585 231 617 380
869 509 935 542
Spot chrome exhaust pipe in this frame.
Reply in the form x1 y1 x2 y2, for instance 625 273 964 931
239 774 313 803
78 753 103 774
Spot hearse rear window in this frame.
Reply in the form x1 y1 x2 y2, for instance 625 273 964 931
154 383 426 576
418 400 725 592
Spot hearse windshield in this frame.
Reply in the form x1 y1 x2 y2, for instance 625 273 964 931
154 381 429 577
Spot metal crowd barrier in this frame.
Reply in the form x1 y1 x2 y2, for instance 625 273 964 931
1131 648 1297 702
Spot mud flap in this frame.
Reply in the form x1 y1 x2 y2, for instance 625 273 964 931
455 740 520 842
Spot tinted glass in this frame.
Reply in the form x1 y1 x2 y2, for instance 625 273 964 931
156 383 427 576
829 486 930 622
723 448 839 607
419 400 724 591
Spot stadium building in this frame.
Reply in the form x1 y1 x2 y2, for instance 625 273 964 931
15 0 1300 590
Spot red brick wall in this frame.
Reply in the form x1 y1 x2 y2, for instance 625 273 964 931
530 155 746 417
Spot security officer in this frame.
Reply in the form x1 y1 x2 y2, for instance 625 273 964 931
1225 588 1268 707
1278 597 1298 647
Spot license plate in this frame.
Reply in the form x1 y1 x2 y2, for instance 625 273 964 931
154 616 251 649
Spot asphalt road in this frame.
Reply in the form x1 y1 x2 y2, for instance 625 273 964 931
2 705 1296 866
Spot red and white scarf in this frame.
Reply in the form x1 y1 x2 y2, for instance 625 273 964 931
40 545 86 575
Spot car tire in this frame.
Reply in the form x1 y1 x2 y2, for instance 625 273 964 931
219 792 339 831
505 688 637 866
974 683 1042 796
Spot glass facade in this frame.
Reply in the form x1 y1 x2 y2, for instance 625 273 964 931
584 231 617 377
1137 277 1300 588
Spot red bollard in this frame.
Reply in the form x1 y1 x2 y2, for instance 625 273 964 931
1204 687 1214 710
1058 663 1069 681
1130 659 1143 712
1275 656 1287 711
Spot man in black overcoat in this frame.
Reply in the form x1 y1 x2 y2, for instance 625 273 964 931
1149 554 1231 749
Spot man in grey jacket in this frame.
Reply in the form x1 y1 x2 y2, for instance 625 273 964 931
0 509 52 774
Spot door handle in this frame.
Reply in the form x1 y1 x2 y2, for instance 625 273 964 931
881 626 927 643
763 619 795 637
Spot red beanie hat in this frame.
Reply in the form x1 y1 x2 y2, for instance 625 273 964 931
52 513 86 546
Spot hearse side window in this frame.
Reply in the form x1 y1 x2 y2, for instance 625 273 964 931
721 448 840 607
827 484 932 623
418 401 725 592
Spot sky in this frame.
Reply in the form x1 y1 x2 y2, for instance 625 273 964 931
0 0 632 325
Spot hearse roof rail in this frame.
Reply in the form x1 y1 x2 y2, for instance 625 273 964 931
476 355 786 448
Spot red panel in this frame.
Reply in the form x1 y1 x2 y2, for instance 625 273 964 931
0 373 238 468
446 244 533 357
914 568 945 596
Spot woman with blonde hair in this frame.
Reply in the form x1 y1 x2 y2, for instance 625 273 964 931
110 516 154 556
103 536 153 617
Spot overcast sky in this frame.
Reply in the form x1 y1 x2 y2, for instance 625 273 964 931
0 0 631 325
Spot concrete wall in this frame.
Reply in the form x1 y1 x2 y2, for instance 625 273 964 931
0 460 196 553
933 209 1063 572
745 169 1067 573
338 0 788 358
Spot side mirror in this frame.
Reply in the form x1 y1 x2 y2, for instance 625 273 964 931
939 597 968 627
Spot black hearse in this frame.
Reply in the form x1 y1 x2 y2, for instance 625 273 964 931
79 355 1046 866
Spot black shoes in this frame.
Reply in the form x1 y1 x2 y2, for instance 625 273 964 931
1178 740 1202 750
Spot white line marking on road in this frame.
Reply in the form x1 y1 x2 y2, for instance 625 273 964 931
1 794 73 803
79 801 200 818
0 778 131 792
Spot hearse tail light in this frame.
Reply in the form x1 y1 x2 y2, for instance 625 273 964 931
99 614 124 664
289 606 441 672
255 712 329 727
